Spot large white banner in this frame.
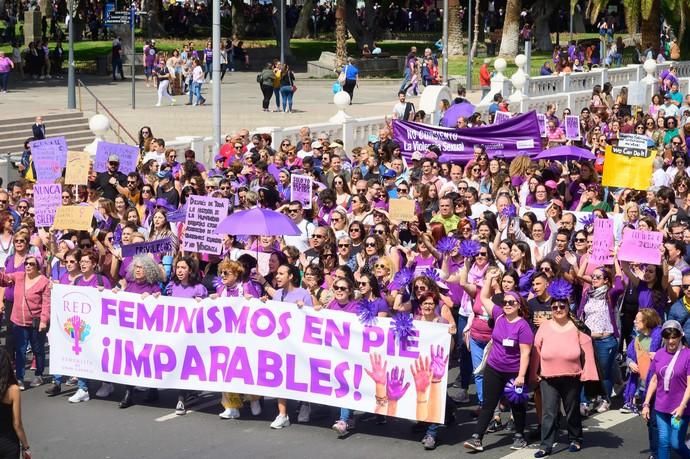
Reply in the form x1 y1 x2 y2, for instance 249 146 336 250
49 285 452 423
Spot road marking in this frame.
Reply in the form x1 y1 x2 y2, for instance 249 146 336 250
500 409 636 458
155 397 220 422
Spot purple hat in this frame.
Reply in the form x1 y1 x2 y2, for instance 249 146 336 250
214 154 225 162
154 198 176 211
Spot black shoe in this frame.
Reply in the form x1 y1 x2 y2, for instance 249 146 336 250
511 434 528 450
534 449 551 458
119 390 133 409
464 434 484 452
44 382 61 396
505 418 516 432
487 418 503 433
144 388 159 403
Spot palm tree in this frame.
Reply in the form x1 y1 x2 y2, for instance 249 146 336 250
470 0 481 58
335 0 347 67
498 0 521 56
587 0 660 51
448 0 464 56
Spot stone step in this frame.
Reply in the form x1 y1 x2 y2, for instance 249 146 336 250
0 128 93 150
0 111 92 155
0 116 89 133
0 111 85 127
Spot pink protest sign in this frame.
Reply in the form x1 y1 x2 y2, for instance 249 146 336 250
536 114 546 138
618 229 663 265
564 115 581 140
590 218 613 266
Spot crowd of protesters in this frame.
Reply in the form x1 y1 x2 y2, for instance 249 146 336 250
8 55 690 457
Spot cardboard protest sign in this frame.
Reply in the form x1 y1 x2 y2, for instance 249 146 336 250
564 115 581 140
602 134 654 190
536 114 547 138
53 205 94 231
122 238 173 258
182 195 228 255
290 174 312 209
389 198 416 222
30 137 67 182
50 285 452 423
493 111 511 125
33 183 62 227
95 141 139 174
590 218 614 266
65 151 91 185
618 229 663 265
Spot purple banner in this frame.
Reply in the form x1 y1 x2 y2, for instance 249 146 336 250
392 111 543 161
95 141 139 174
565 115 581 140
30 137 67 182
122 238 173 258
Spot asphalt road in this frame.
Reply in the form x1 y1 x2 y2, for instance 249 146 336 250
19 365 652 459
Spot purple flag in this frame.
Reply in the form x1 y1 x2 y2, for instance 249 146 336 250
392 111 543 162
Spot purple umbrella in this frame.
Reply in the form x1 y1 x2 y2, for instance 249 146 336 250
440 102 476 128
214 207 301 236
535 145 595 161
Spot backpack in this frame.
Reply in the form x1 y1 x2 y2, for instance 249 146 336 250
256 73 262 83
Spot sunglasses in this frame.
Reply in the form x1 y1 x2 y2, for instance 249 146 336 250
333 285 349 292
14 239 26 243
551 302 568 311
24 261 37 267
338 243 350 248
322 253 335 258
373 230 385 235
414 285 427 291
79 243 92 249
541 266 552 272
17 206 27 210
288 209 300 214
662 330 682 339
62 194 71 199
591 274 605 280
575 238 586 242
311 234 325 239
374 263 388 269
331 217 342 222
220 270 232 277
109 162 119 166
349 228 361 232
682 284 690 290
142 189 153 194
358 281 369 287
503 299 518 307
476 251 488 257
365 242 377 248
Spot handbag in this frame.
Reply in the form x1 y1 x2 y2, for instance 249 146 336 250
473 340 493 376
337 65 347 84
332 82 342 94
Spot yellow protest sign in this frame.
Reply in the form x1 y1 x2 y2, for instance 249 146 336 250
389 198 416 222
65 151 91 185
601 135 654 190
53 206 94 231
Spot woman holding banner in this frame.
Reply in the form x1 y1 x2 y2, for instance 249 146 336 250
165 255 207 416
117 255 164 409
148 210 179 280
211 259 262 420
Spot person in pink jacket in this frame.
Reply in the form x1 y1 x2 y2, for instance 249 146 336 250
0 254 51 391
530 279 599 457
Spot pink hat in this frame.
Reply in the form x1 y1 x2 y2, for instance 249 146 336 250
545 180 558 190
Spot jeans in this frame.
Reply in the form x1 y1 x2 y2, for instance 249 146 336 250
273 87 281 109
192 81 205 105
455 315 472 390
339 407 351 422
53 375 88 391
2 300 14 359
399 68 411 92
280 85 294 112
13 325 46 381
112 58 123 80
0 72 8 91
204 61 212 79
593 335 618 401
540 376 583 451
649 405 659 458
655 411 690 459
469 337 489 405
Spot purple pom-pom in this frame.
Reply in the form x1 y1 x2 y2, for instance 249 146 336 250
459 239 481 258
422 267 442 283
501 204 517 219
437 237 458 254
518 269 536 295
504 378 530 405
469 217 477 230
579 213 595 228
547 278 573 301
391 312 415 344
213 276 223 291
504 257 513 269
640 205 657 220
390 267 414 292
357 299 379 326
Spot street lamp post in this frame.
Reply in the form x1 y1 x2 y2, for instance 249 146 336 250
442 0 448 83
212 0 221 154
466 0 472 90
67 0 75 109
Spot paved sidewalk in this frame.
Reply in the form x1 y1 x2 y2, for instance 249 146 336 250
0 72 483 142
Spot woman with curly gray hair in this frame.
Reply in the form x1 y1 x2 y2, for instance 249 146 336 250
114 255 163 409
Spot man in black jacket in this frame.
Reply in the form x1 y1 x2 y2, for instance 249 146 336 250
31 116 46 140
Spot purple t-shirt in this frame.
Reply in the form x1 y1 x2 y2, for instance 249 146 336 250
125 281 161 295
166 282 208 298
58 272 80 285
487 305 534 373
74 274 112 289
649 347 690 416
328 299 359 314
274 287 313 306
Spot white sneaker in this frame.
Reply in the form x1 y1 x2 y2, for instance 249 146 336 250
219 407 240 419
297 403 311 423
270 414 290 429
596 400 610 413
68 388 90 403
155 103 161 107
170 99 176 106
250 400 262 416
95 382 114 398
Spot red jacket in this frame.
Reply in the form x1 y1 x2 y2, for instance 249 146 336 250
479 64 491 87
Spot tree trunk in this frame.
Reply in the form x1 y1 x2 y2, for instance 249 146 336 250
231 0 247 36
144 0 165 38
498 0 521 56
448 0 463 56
532 0 557 51
272 1 293 57
640 0 660 51
469 0 481 58
344 0 392 51
335 1 347 67
623 3 639 35
293 0 315 38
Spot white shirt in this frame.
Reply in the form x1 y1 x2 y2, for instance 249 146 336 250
393 102 407 119
192 65 204 83
283 218 314 252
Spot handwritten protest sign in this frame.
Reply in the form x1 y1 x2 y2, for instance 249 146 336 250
53 205 94 231
290 174 312 209
565 115 581 140
65 151 91 185
590 218 614 266
389 198 416 222
536 114 547 138
94 141 139 174
49 285 452 423
30 137 67 182
602 134 653 190
236 250 271 276
618 229 663 265
33 183 62 227
122 238 173 258
493 111 511 125
183 195 228 255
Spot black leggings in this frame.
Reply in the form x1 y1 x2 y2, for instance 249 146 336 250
475 365 527 439
343 78 356 103
260 84 274 110
2 300 13 359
